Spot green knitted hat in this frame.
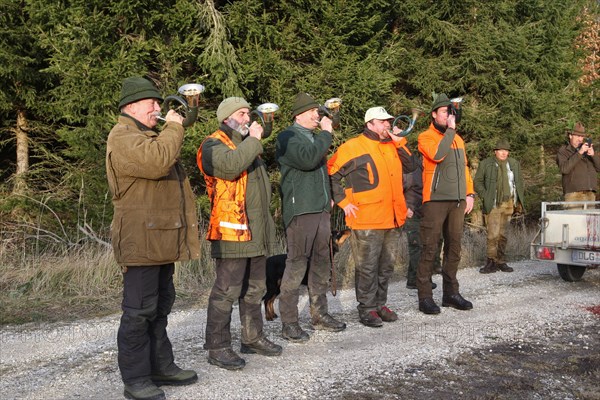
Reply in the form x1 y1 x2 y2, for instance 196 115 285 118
119 77 163 109
292 92 319 117
217 97 251 123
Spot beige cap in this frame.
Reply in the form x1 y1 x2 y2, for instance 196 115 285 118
217 97 251 123
364 106 394 123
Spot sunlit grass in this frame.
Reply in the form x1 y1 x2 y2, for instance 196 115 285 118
0 219 536 325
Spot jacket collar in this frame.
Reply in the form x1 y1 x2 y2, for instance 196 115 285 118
432 120 446 134
292 122 316 142
220 123 244 143
362 127 392 143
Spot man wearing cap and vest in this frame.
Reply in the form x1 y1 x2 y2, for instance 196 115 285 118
106 76 200 400
474 139 525 274
556 122 600 209
416 93 475 315
198 97 281 370
328 106 416 327
275 92 346 342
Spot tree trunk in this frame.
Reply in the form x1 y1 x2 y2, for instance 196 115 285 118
469 155 484 229
540 143 546 198
13 109 29 195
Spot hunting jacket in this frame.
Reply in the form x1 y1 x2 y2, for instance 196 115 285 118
418 123 474 203
328 129 415 230
276 122 333 228
198 124 276 259
106 115 200 266
474 156 525 215
556 143 600 195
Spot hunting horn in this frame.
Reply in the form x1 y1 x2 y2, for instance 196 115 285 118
157 83 205 128
449 97 463 123
391 107 424 137
318 97 342 129
251 102 280 139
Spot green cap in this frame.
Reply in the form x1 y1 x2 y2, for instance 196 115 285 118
119 77 163 109
292 92 319 117
431 93 451 112
494 139 511 151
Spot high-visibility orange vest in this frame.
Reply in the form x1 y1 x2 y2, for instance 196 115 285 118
197 130 251 242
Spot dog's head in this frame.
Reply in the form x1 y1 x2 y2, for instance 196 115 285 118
331 229 351 255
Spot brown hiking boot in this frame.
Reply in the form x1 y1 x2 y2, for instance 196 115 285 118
312 313 346 332
377 306 398 322
479 258 499 274
240 337 282 356
207 348 245 370
360 310 383 327
282 322 310 343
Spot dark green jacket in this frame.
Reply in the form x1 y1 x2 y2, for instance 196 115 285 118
200 124 276 258
276 122 332 228
474 156 525 215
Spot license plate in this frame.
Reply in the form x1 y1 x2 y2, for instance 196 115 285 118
571 249 600 263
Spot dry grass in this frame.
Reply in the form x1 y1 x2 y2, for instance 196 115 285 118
0 219 536 326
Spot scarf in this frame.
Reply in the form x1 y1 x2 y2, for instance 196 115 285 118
496 159 511 205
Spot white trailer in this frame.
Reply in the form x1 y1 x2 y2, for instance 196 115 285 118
530 201 600 281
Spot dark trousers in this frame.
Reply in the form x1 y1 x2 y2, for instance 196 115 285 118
279 212 331 323
350 228 401 317
417 201 466 300
118 264 176 385
404 215 442 285
204 257 266 350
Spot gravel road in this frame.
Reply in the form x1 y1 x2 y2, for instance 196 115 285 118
1 260 599 400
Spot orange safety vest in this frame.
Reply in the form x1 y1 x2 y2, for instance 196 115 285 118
197 130 251 241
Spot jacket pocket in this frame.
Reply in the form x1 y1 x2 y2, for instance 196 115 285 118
352 194 385 225
146 214 182 262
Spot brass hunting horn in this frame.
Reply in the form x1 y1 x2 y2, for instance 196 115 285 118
157 83 205 128
318 97 342 129
251 103 280 139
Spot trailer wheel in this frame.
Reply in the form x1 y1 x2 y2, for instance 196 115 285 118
557 264 586 282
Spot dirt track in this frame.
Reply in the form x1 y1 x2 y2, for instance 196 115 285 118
1 260 599 399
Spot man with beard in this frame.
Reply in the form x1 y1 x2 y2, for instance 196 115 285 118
198 97 281 370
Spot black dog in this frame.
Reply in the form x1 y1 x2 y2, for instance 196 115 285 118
263 229 351 321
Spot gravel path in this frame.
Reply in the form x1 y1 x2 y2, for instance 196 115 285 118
1 260 599 399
